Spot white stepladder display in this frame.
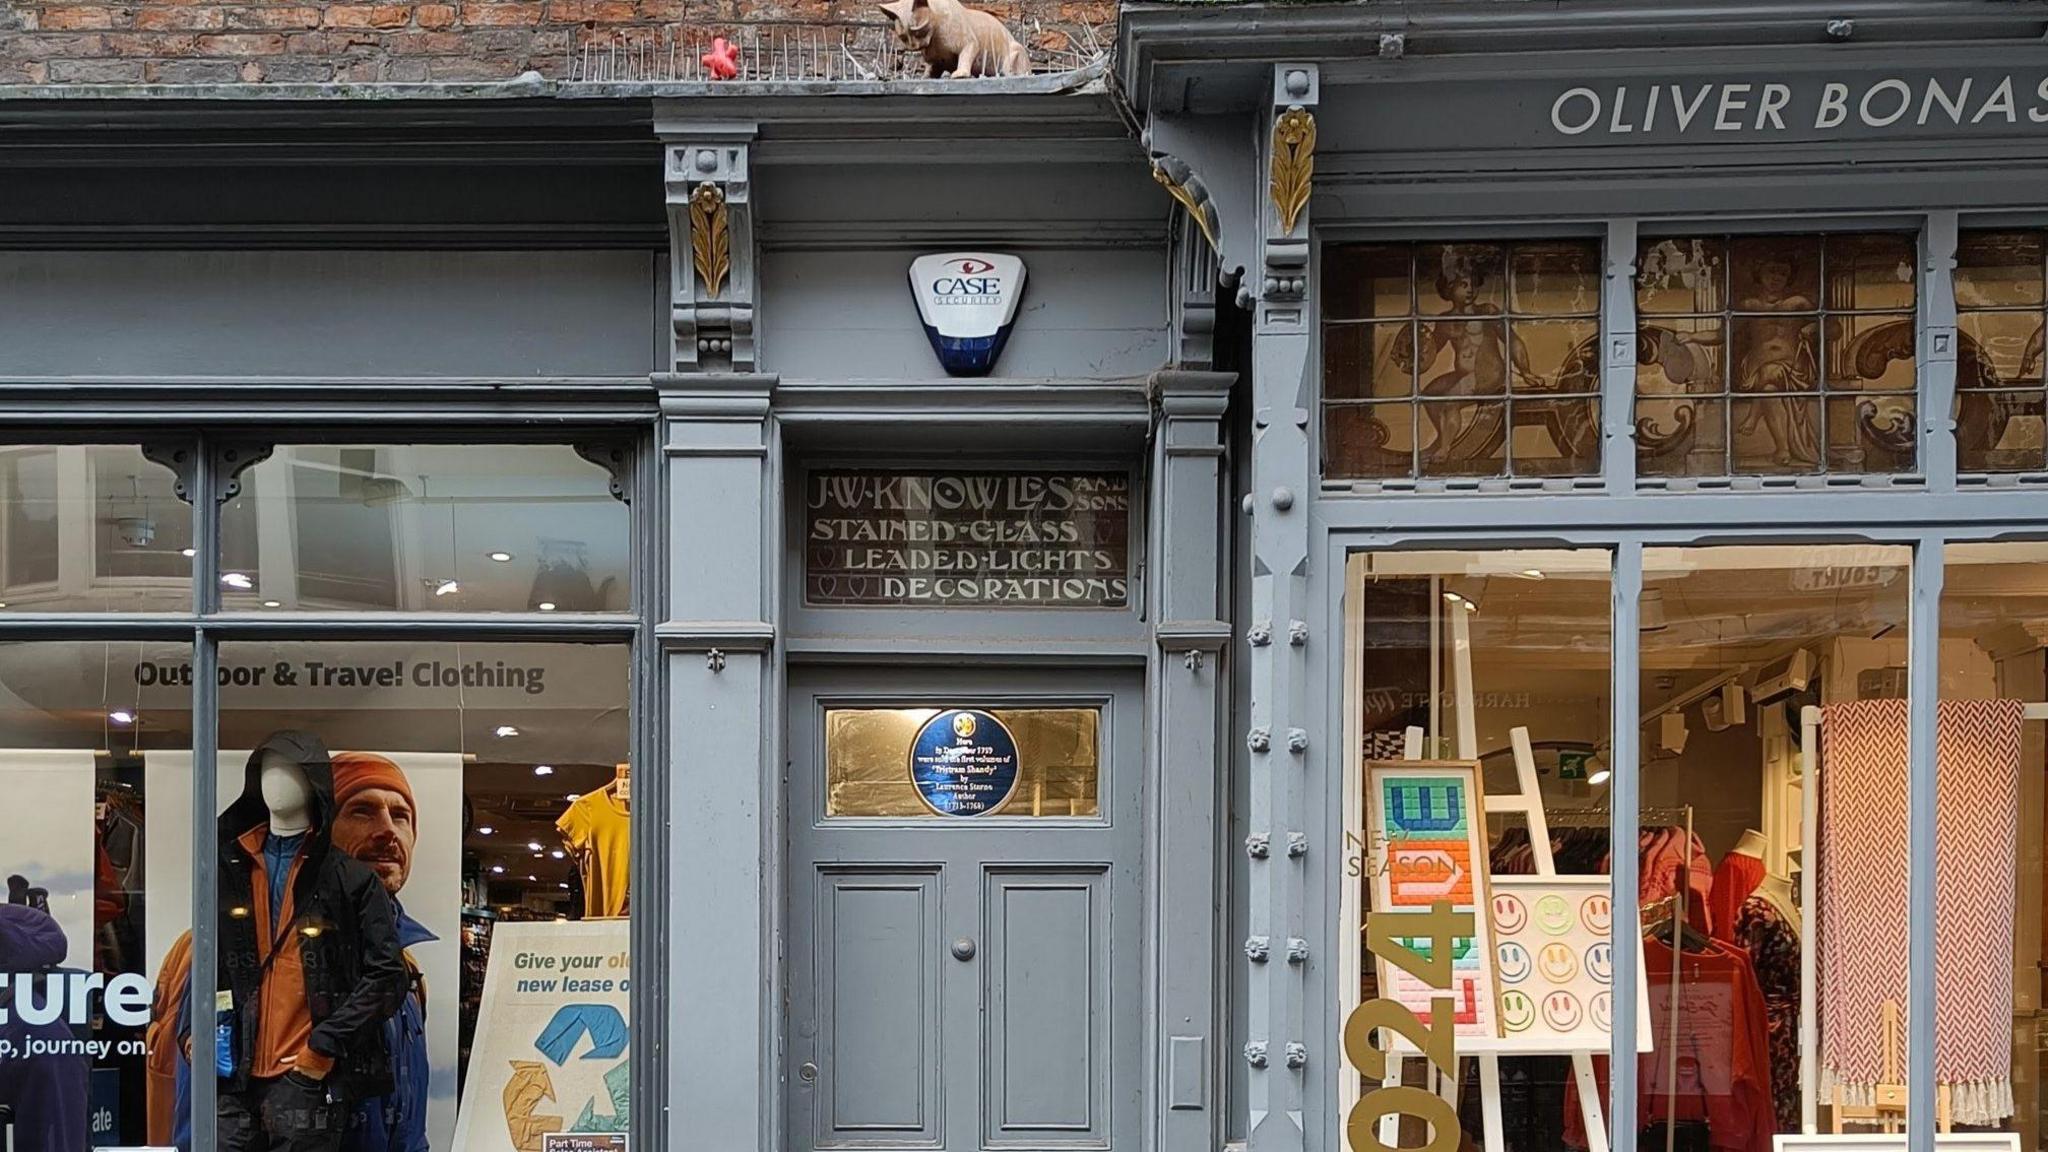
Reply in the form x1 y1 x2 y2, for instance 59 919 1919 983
1346 601 1647 1152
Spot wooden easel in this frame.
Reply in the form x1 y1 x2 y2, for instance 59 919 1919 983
1829 999 1951 1134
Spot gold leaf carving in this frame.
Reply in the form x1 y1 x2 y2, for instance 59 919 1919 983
689 181 730 300
1153 162 1219 254
1269 106 1316 237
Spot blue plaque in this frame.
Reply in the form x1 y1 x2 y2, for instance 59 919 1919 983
909 708 1021 817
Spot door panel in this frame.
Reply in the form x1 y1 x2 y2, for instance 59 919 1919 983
787 666 1141 1152
815 869 945 1147
983 868 1109 1148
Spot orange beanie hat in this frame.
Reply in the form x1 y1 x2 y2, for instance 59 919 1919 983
330 751 416 814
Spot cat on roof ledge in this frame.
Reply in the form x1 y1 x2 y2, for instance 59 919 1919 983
878 0 1031 79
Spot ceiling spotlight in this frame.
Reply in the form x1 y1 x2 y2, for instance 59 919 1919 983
433 579 461 597
536 601 558 612
494 725 520 738
490 864 505 875
527 874 538 882
262 600 281 609
1520 569 1545 580
181 548 197 558
558 882 570 890
221 572 253 590
488 551 515 563
108 710 135 725
526 841 543 852
550 849 565 859
0 602 9 609
1588 768 1612 786
478 826 495 836
534 764 554 777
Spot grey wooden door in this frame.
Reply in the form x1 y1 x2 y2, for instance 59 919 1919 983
787 666 1143 1152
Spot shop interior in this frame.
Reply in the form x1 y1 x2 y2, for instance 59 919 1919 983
1346 544 2048 1152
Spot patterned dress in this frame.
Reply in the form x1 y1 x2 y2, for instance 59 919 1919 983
1733 895 1801 1133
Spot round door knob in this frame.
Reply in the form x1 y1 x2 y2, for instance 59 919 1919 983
798 1062 818 1083
950 936 977 961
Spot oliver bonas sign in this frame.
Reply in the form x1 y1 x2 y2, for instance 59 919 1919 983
1548 73 2048 139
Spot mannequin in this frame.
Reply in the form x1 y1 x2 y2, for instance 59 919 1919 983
214 731 407 1152
1730 828 1768 860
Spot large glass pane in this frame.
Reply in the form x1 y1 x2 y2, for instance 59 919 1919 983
1640 544 1912 1142
223 445 630 612
1338 548 1613 1152
0 445 192 613
1938 542 2048 1143
211 640 632 1150
0 640 192 1147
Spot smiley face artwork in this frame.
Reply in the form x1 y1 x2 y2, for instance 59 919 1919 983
1492 893 1528 935
1585 941 1612 984
1541 991 1583 1031
1500 990 1536 1034
1589 990 1613 1033
1537 941 1578 983
1536 894 1573 936
1497 941 1532 984
1580 893 1612 935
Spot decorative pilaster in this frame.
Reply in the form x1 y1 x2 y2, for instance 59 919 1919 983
655 371 777 1152
661 119 757 373
1150 368 1235 1150
1247 62 1317 1152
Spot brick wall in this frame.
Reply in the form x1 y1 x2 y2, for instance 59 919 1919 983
0 0 1112 85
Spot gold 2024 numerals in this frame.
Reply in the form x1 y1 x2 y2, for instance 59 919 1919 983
1343 901 1470 1152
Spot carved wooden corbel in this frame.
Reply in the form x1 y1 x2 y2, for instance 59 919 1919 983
1268 106 1315 238
662 130 756 373
1152 154 1221 255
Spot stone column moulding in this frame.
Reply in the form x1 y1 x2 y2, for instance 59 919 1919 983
661 119 758 374
1247 60 1317 1152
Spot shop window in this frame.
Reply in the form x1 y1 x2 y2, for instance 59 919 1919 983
1322 242 1603 482
1938 543 2047 1142
1338 549 1613 1150
1636 234 1918 478
223 445 629 613
0 640 192 1149
823 706 1100 817
199 640 634 1152
1954 232 2048 472
0 445 195 612
1639 544 1912 1140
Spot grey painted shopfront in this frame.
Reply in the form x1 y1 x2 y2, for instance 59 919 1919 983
4 4 2048 1152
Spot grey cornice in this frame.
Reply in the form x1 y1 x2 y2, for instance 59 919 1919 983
1119 0 2048 112
0 377 657 424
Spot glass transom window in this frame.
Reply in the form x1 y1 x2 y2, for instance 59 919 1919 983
1323 241 1603 482
1635 233 1918 479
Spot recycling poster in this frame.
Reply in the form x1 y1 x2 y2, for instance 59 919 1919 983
453 920 631 1152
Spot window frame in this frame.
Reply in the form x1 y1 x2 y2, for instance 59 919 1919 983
0 425 657 1152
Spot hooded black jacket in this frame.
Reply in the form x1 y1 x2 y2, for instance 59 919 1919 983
216 730 407 1103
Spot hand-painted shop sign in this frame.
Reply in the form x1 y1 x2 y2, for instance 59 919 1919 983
909 708 1021 817
1548 74 2048 138
1339 63 2048 152
804 469 1131 608
908 252 1026 377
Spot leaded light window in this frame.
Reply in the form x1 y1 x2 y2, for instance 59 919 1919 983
1322 241 1603 482
1954 231 2048 473
1634 233 1917 478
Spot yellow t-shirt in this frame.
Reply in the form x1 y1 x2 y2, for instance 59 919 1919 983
556 788 631 918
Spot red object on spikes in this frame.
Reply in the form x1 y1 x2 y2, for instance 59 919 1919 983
701 37 739 80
